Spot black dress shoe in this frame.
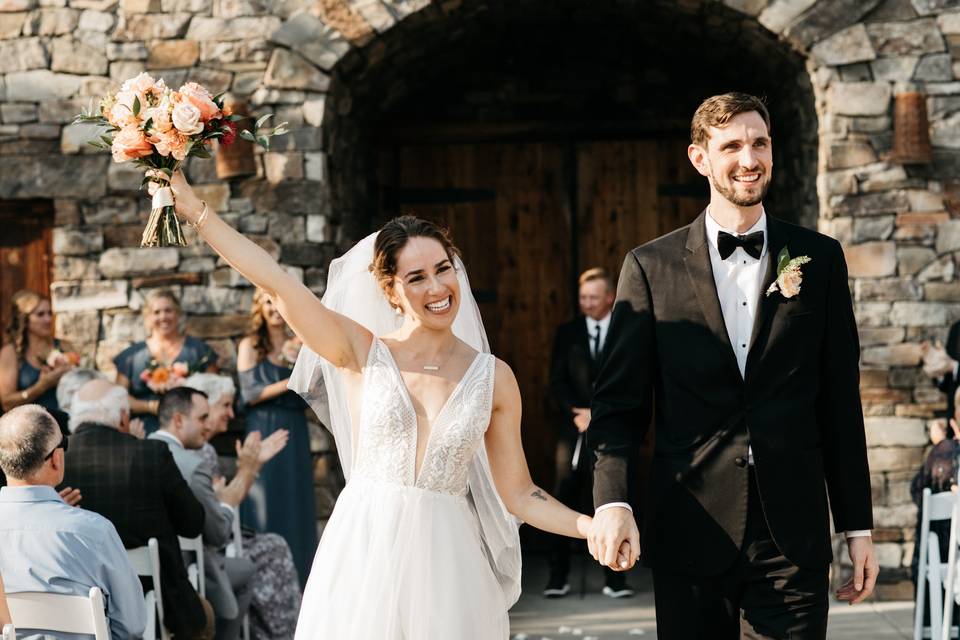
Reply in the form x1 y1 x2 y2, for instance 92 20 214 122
543 575 570 598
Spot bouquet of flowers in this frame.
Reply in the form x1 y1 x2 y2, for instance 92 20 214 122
140 349 215 393
46 348 82 368
140 360 190 393
74 73 288 247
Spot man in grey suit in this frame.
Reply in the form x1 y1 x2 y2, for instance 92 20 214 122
150 387 255 640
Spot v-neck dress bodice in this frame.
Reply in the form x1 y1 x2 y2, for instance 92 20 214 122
295 337 510 640
352 338 493 494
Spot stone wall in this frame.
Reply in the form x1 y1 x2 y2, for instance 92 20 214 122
3 0 960 598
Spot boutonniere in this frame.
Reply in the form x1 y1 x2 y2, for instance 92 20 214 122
766 247 811 299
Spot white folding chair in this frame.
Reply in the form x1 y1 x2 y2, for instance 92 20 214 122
916 489 957 639
127 537 170 640
5 587 109 639
178 535 206 598
1 623 14 640
941 484 960 640
224 516 250 640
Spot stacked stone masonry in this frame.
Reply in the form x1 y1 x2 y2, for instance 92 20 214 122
3 0 960 598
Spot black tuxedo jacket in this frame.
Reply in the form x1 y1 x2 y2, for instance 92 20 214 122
590 211 872 575
549 317 600 443
61 423 208 636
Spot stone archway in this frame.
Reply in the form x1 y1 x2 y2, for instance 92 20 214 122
313 0 820 490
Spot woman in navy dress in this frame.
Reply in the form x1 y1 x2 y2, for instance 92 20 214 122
0 290 76 428
238 289 318 585
114 289 217 434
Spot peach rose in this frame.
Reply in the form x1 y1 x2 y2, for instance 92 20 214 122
121 72 160 96
151 129 188 161
777 268 803 298
172 100 204 135
111 124 154 162
171 362 189 377
178 82 220 122
144 95 173 134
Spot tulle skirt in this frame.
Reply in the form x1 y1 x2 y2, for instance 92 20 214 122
294 478 511 639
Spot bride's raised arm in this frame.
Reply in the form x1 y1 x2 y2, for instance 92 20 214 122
170 171 370 371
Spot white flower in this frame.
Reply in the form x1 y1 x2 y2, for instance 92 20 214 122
172 101 203 135
766 255 811 299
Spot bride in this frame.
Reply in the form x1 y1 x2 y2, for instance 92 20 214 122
170 172 627 638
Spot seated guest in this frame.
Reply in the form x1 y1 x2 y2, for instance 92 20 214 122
61 379 213 640
151 387 255 640
186 373 300 639
0 404 145 639
56 368 105 419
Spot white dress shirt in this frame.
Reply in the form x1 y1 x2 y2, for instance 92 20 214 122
586 313 612 358
597 211 870 539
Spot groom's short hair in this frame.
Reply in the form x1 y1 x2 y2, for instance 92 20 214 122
690 92 771 148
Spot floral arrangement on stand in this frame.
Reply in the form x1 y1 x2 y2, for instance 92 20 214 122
74 72 288 247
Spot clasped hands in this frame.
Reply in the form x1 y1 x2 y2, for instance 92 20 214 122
586 506 640 571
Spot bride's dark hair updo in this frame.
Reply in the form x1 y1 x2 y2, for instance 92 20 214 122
371 215 461 311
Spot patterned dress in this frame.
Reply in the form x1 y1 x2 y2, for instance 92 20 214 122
239 358 317 585
113 336 216 434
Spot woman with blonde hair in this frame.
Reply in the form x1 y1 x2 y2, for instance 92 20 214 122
0 290 76 425
238 289 317 585
114 289 217 434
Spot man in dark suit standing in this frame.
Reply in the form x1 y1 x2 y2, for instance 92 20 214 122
587 93 877 638
545 267 633 599
62 378 212 640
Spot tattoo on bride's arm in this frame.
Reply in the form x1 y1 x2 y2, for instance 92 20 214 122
531 489 548 502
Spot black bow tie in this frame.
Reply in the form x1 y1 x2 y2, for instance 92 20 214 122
717 230 764 260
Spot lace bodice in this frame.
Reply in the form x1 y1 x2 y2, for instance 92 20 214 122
352 338 496 495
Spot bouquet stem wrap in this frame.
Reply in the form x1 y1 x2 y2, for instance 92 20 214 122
141 179 185 247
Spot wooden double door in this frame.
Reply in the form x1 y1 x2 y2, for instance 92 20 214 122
0 200 54 341
378 139 705 487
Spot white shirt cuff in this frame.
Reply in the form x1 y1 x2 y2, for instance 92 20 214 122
595 502 633 515
844 529 871 539
219 502 236 516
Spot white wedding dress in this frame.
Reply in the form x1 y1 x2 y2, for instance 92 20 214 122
293 337 511 639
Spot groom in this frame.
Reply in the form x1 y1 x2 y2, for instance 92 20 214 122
587 92 877 639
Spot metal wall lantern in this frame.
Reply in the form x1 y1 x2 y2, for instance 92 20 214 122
891 91 932 165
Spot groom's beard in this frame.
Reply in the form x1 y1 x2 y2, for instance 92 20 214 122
711 167 770 207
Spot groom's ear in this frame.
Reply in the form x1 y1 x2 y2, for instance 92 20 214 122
687 143 710 177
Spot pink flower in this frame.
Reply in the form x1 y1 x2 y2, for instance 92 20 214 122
122 72 161 96
111 124 154 162
171 362 189 377
777 268 803 298
172 100 204 135
178 82 220 122
150 129 188 161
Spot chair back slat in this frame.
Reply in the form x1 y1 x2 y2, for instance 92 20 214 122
929 491 956 522
6 587 109 639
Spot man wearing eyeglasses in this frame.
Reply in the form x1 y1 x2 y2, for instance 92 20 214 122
0 404 146 640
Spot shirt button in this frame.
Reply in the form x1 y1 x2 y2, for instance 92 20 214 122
742 260 747 265
742 302 747 307
741 343 746 348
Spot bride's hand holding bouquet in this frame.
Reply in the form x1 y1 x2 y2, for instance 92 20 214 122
74 72 288 247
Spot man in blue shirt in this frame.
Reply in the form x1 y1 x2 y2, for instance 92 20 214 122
0 404 146 640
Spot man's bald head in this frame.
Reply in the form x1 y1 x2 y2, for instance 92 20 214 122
0 405 60 481
68 379 130 433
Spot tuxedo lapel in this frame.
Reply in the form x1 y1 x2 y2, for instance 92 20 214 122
683 212 741 379
745 215 790 379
